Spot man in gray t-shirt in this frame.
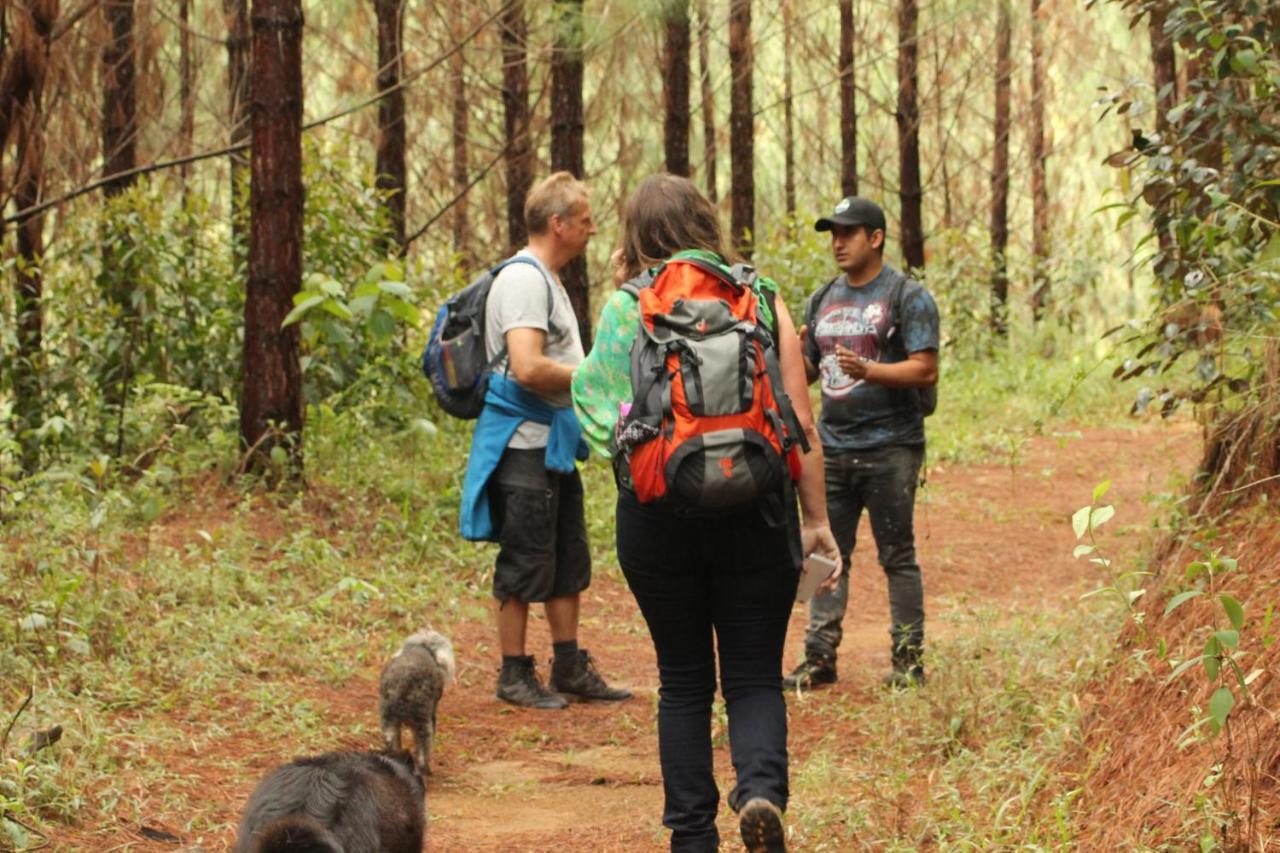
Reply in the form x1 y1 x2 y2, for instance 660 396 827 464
480 172 630 710
785 196 940 691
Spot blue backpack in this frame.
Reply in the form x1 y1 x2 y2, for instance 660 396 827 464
421 256 558 419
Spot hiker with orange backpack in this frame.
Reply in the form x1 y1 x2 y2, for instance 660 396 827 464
572 174 839 853
783 196 940 692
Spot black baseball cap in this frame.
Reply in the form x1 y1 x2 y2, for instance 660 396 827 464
814 196 887 234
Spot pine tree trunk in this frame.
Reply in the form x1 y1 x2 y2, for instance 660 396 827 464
501 0 532 251
223 0 250 241
1029 0 1049 320
8 1 57 475
374 0 406 255
839 0 857 197
1148 1 1177 261
990 0 1011 335
241 0 305 477
551 0 591 349
102 0 137 198
782 0 795 219
179 0 194 196
896 0 924 269
101 0 138 425
663 0 690 177
450 4 470 265
696 0 716 203
728 0 753 257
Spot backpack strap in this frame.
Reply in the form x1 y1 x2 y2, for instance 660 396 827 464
752 279 811 455
878 268 911 357
489 254 565 377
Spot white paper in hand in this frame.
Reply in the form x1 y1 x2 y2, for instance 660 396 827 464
796 553 839 603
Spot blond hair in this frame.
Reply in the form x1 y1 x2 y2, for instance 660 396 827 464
524 171 590 236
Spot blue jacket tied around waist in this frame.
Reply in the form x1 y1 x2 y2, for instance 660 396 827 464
460 373 589 541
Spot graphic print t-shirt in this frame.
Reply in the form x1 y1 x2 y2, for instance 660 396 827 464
802 265 939 451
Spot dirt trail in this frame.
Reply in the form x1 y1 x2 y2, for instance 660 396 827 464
52 421 1198 851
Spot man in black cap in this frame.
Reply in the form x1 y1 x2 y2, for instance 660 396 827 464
784 196 940 690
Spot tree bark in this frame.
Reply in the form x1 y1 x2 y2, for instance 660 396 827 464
839 0 857 197
990 0 1011 334
501 0 532 251
179 0 194 196
450 3 470 265
1148 1 1177 262
551 0 591 349
728 0 753 257
662 0 690 177
223 0 250 240
373 0 406 255
782 0 795 219
696 0 716 203
241 0 305 476
1029 0 1049 320
102 0 137 199
1148 2 1177 139
896 0 924 269
8 0 58 475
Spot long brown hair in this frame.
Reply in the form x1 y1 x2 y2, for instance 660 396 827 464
619 174 737 277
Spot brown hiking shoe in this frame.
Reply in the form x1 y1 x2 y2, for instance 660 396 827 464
548 649 632 702
738 797 786 852
496 656 568 709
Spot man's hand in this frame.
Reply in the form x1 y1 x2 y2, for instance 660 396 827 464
834 344 871 381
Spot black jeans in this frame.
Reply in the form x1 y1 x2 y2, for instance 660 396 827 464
616 488 800 852
805 443 925 663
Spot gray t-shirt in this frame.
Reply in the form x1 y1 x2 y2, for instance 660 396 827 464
484 249 585 449
802 264 939 451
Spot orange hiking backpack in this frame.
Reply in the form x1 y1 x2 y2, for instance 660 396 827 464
612 255 808 513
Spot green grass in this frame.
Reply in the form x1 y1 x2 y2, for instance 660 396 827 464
0 327 1149 848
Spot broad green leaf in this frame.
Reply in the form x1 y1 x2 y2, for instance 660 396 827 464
319 298 353 320
1208 687 1234 729
1219 595 1244 630
1203 653 1221 681
1073 544 1096 558
1090 505 1115 531
384 297 421 325
1071 506 1091 540
1164 589 1203 616
1092 480 1112 502
282 294 326 326
1214 630 1239 649
377 280 413 298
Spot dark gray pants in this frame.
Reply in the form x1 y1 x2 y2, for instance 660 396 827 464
804 444 925 664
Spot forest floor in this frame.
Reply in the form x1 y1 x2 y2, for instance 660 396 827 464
47 419 1199 851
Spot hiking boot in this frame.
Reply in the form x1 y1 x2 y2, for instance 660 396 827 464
548 649 632 702
738 797 786 852
882 657 926 689
782 654 837 690
496 656 568 709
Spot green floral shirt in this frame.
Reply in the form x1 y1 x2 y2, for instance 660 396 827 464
571 250 779 458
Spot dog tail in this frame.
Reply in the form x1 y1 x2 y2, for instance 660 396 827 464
249 814 344 853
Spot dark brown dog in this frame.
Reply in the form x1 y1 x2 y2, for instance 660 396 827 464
379 629 455 776
235 749 424 853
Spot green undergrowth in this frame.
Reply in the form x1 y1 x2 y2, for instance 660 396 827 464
785 604 1122 850
1 327 1147 847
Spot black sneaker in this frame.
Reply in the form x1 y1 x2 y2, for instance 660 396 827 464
738 797 786 852
496 656 568 709
548 649 632 702
782 654 837 690
882 665 926 689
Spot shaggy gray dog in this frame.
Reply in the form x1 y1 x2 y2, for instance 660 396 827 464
379 628 456 776
235 749 424 853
